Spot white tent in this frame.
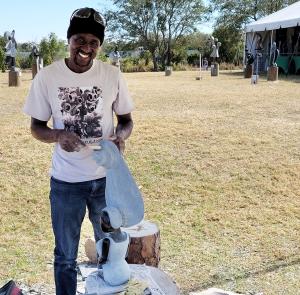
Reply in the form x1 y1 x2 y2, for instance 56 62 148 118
245 1 300 32
244 1 300 74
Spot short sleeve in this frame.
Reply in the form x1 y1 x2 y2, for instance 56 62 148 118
113 71 134 115
23 71 52 121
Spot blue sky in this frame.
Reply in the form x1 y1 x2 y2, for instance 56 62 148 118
1 0 213 43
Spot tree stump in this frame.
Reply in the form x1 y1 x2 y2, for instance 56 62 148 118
85 220 160 267
244 64 253 78
8 70 21 87
267 66 278 81
211 63 219 76
32 63 38 79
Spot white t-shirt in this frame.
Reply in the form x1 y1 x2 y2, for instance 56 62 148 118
23 59 134 182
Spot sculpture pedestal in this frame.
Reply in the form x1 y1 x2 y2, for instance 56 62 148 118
165 66 172 76
32 63 38 79
85 220 160 267
211 63 219 76
80 264 180 295
244 64 253 78
8 70 21 87
267 66 278 81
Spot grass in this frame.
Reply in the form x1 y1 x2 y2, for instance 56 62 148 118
0 69 299 294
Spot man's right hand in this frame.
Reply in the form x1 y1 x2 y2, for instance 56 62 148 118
56 130 86 152
30 118 86 152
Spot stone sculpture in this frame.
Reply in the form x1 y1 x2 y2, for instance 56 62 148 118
86 140 144 292
4 30 17 70
209 36 221 63
269 42 279 67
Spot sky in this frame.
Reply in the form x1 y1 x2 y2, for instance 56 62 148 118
1 0 213 44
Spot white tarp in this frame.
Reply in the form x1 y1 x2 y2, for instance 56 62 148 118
245 1 300 32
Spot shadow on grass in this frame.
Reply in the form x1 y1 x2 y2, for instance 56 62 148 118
191 256 300 292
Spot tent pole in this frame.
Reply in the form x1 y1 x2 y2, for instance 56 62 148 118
270 30 273 59
243 32 247 68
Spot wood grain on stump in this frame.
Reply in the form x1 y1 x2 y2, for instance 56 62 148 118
85 220 160 267
123 220 160 267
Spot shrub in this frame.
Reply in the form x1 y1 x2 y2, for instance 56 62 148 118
0 48 5 72
97 52 108 62
219 62 243 70
16 54 32 69
172 63 193 71
120 57 154 72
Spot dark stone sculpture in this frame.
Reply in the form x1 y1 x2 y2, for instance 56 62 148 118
269 42 279 67
4 30 17 70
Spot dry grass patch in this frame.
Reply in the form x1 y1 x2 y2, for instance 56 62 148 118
0 70 299 294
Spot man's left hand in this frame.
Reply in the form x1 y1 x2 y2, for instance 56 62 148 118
109 135 125 154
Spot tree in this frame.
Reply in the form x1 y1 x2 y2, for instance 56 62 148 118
106 0 206 70
210 0 298 31
39 33 67 66
209 0 298 64
212 25 244 64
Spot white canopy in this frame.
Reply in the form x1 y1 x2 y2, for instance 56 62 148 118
245 1 300 32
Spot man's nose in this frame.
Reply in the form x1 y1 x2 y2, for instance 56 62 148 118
80 43 93 52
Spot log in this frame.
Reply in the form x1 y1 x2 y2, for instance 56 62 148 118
85 220 160 267
124 220 160 267
8 70 21 87
244 64 253 78
267 66 278 81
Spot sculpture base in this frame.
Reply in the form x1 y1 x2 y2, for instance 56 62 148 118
81 264 180 295
267 66 278 81
8 70 21 87
211 63 219 76
165 66 172 76
244 64 253 78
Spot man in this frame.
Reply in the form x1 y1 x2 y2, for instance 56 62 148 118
23 8 134 295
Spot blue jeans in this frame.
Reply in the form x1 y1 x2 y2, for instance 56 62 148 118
49 177 106 295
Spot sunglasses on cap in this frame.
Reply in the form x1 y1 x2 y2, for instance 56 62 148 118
71 8 106 27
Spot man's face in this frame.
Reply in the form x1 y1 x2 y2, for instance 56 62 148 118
68 33 101 73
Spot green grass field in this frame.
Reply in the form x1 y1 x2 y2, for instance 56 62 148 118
0 70 299 294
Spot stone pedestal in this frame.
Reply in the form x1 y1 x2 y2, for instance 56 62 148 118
211 63 219 76
32 63 38 79
267 66 278 81
165 66 172 76
244 64 253 78
8 70 21 87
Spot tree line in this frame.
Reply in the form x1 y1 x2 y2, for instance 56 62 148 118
0 0 298 72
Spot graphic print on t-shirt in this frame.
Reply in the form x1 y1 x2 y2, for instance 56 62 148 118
58 86 104 145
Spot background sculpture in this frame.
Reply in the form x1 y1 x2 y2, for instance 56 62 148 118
86 140 144 291
209 36 221 63
4 30 17 70
269 42 279 67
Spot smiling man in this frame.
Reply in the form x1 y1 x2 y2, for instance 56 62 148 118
23 7 134 295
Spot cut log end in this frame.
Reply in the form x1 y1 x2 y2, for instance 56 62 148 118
84 220 160 267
